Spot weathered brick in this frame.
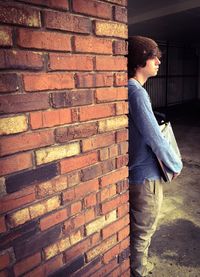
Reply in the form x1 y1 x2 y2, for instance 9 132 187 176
114 72 128 86
60 152 98 174
95 87 127 103
0 74 18 93
101 192 129 214
86 235 117 261
97 184 116 203
36 142 80 165
74 36 112 54
30 108 72 129
51 90 93 108
14 253 41 277
49 53 93 71
116 179 128 194
0 130 54 157
23 73 74 92
116 154 128 168
102 214 129 239
8 207 30 227
95 56 127 71
51 255 84 277
0 4 41 27
71 201 82 216
0 115 28 135
98 115 128 133
72 0 112 19
99 148 109 161
0 252 10 270
114 6 127 23
0 216 6 233
23 254 63 277
81 163 102 182
113 40 128 55
119 141 128 155
82 133 115 152
6 163 58 193
118 225 130 242
95 21 128 38
40 208 68 231
36 175 68 198
17 29 71 51
94 257 118 277
76 73 113 88
0 93 49 113
0 26 12 46
71 256 101 277
118 203 129 218
79 103 115 121
109 144 118 158
103 243 120 263
84 193 97 208
23 0 69 10
55 122 97 143
0 49 44 70
29 196 60 219
14 225 61 260
101 167 128 187
44 10 91 34
0 187 35 214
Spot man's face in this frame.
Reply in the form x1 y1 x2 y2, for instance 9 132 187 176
140 56 161 78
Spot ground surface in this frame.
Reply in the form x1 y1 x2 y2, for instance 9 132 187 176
148 105 200 277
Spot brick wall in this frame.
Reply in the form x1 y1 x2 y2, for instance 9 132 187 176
0 0 129 276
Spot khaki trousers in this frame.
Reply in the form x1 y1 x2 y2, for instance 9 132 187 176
130 179 163 276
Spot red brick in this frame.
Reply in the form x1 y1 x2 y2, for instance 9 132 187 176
0 253 10 270
71 201 82 215
84 193 97 208
95 56 127 71
60 152 98 174
97 184 116 203
101 192 128 214
23 254 63 277
116 129 128 142
44 10 90 34
0 26 12 46
55 122 98 143
82 133 115 152
0 4 41 27
118 225 130 242
30 108 72 129
109 145 118 158
0 130 54 157
0 74 18 93
114 72 128 86
103 244 120 263
40 208 68 231
116 101 128 115
72 0 112 19
116 154 128 168
0 216 6 233
79 104 115 121
101 167 128 187
0 93 49 113
74 36 112 54
116 179 129 194
76 73 113 88
94 258 118 277
118 203 129 218
113 40 128 55
17 29 71 51
119 141 128 155
84 207 96 224
23 73 74 92
49 53 93 71
14 253 41 277
0 152 33 176
103 0 127 7
22 0 69 10
64 237 90 263
0 187 36 213
102 214 129 239
114 6 127 23
95 87 127 103
81 163 102 182
0 50 44 70
120 237 129 251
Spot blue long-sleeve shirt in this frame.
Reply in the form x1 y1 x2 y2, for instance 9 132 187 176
128 78 183 184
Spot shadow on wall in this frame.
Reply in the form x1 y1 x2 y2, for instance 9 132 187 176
150 219 200 267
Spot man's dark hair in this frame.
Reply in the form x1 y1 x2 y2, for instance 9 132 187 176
128 36 161 79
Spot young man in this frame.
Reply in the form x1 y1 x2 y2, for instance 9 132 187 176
128 36 183 277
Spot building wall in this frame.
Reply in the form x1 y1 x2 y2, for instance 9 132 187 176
0 1 130 276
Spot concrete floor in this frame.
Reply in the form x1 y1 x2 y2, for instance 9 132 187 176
149 103 200 277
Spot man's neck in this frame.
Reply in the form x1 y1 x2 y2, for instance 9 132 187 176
133 73 147 86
